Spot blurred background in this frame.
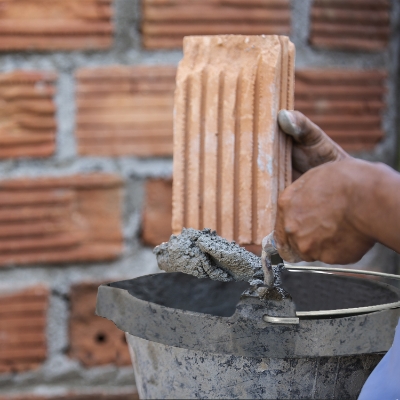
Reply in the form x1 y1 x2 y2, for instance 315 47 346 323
0 0 398 398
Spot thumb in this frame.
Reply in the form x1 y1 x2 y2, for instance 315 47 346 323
278 110 349 173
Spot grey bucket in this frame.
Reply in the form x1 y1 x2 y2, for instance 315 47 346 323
96 269 400 399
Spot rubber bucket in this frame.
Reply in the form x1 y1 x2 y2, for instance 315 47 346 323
96 268 400 399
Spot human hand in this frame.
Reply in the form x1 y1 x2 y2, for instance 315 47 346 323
278 110 350 178
274 158 377 264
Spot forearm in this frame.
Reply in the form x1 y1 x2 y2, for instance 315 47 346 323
351 161 400 253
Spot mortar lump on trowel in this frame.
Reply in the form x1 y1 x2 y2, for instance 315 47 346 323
153 228 290 302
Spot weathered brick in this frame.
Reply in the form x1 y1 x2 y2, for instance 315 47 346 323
0 174 123 267
0 286 49 373
142 0 291 49
173 35 295 246
69 282 131 367
75 66 176 157
142 178 173 246
0 71 57 159
310 0 390 52
295 69 386 152
0 0 113 51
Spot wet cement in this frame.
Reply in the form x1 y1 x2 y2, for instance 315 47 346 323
153 228 264 284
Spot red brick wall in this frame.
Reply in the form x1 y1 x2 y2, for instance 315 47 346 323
0 174 123 266
0 286 49 373
310 0 390 52
0 71 57 158
69 282 131 367
0 0 113 51
75 66 176 157
295 69 387 152
0 0 396 398
142 0 291 49
73 65 390 160
141 178 173 246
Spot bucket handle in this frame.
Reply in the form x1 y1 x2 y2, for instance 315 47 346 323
285 266 400 318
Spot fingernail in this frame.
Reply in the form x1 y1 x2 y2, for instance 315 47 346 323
278 110 299 137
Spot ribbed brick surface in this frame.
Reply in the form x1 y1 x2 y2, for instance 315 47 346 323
0 174 123 266
69 282 131 367
310 0 390 52
0 286 49 373
173 35 294 245
142 178 173 246
0 0 113 51
142 0 291 49
0 71 57 159
295 69 386 152
141 178 264 257
75 66 176 157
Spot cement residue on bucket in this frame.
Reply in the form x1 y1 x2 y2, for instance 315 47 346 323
153 228 264 284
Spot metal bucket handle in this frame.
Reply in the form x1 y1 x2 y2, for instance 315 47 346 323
270 266 400 321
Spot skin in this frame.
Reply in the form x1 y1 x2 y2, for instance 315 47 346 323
275 110 400 264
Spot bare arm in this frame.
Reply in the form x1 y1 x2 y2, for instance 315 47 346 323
275 110 400 264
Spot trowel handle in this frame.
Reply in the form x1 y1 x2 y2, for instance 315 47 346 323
261 231 278 288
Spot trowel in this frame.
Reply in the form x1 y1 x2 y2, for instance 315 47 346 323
154 226 299 325
260 231 279 289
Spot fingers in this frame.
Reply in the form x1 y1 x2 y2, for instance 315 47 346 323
274 191 303 263
274 162 376 265
278 109 326 146
278 110 350 173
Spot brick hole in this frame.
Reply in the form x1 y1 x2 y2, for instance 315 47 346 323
121 333 127 344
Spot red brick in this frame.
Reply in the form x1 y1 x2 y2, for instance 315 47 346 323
173 35 294 246
75 65 176 157
0 286 49 373
310 0 390 52
142 178 172 246
142 0 291 49
0 174 123 267
0 71 57 159
244 244 262 257
69 282 131 367
140 178 264 252
0 0 113 51
295 69 386 152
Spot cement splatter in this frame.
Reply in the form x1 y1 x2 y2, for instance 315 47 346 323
153 228 263 284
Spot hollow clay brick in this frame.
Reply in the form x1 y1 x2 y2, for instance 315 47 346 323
142 178 173 246
0 0 113 51
310 0 390 52
0 71 57 159
172 35 294 246
75 66 176 157
69 282 131 367
0 174 123 267
142 0 291 50
295 69 386 152
140 178 264 253
0 286 49 373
